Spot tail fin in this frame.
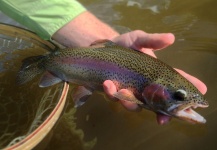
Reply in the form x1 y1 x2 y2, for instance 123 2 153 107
17 55 45 84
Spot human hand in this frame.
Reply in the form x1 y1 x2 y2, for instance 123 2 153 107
102 30 207 125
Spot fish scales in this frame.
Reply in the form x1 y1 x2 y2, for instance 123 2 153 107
44 47 148 92
17 41 208 124
46 46 193 92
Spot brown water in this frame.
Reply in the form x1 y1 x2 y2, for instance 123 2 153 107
59 1 217 150
1 0 217 150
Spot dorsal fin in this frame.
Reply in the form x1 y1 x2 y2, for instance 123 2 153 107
90 39 145 55
90 39 117 48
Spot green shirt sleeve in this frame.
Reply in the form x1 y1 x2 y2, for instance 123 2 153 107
0 0 86 40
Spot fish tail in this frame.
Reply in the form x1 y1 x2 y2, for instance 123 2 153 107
17 55 46 84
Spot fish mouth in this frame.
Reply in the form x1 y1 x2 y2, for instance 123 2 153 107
171 104 208 124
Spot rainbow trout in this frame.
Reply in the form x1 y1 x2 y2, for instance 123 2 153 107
17 40 208 124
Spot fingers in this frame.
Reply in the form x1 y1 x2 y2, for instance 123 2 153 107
103 80 141 111
112 30 175 58
103 80 171 124
103 80 117 100
175 69 207 94
113 30 175 51
135 32 175 58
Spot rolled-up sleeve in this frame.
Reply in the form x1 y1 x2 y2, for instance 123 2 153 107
0 0 86 39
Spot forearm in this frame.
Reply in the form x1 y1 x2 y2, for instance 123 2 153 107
52 11 119 47
0 0 86 40
0 0 119 47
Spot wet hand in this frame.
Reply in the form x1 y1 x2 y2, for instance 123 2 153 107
103 30 207 125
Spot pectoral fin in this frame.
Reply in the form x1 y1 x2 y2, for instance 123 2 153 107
113 89 143 105
39 71 62 87
90 39 114 47
72 86 93 107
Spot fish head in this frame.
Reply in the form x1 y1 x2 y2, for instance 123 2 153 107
142 84 209 124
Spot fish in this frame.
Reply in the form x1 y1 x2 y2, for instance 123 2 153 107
17 40 209 124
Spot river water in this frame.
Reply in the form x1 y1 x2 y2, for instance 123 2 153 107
70 1 217 150
1 0 217 150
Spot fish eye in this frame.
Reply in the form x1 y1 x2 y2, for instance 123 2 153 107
174 89 187 101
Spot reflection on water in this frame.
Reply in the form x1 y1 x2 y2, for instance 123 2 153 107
1 0 217 149
126 0 170 13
